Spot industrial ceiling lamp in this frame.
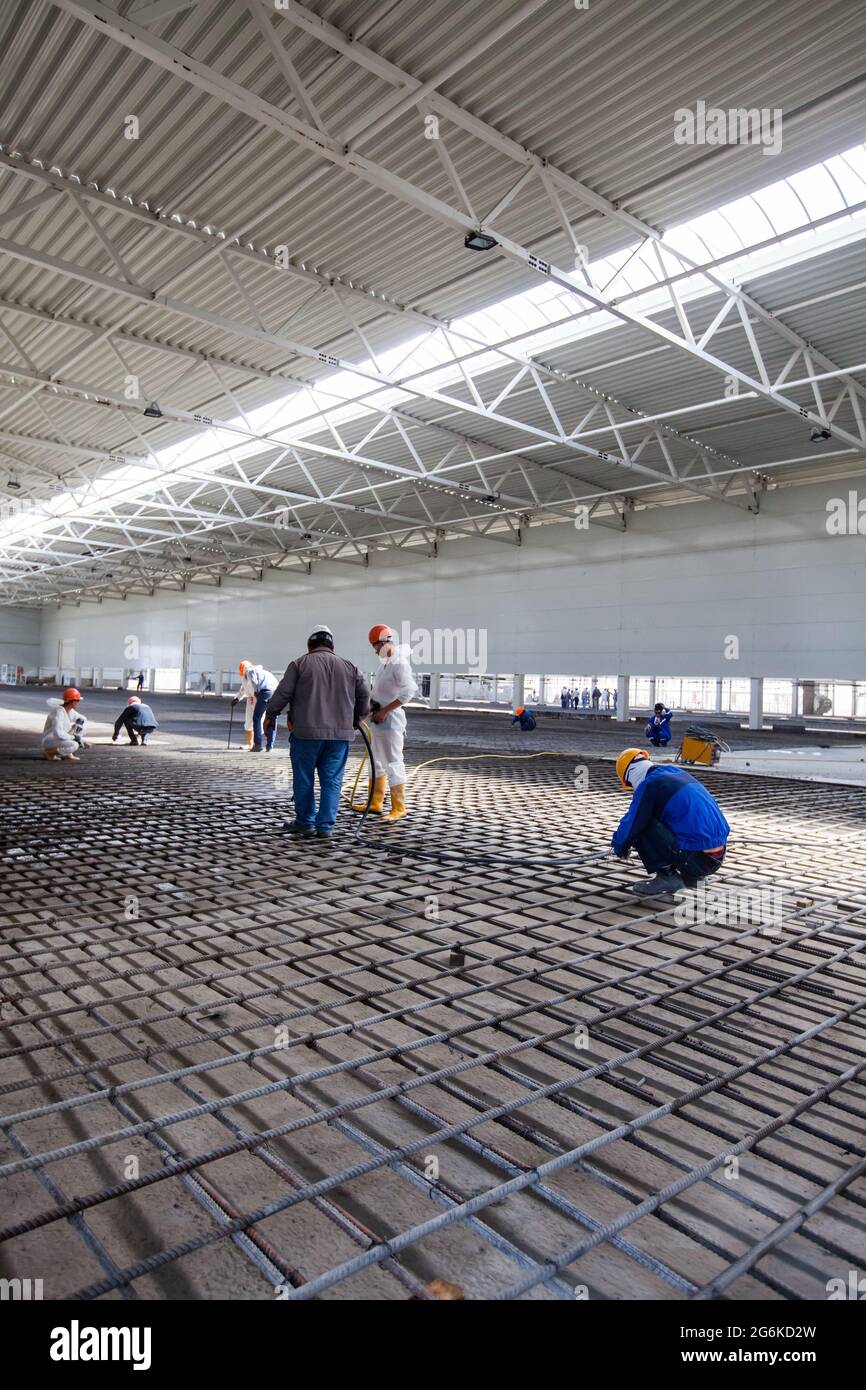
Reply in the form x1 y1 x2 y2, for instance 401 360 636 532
143 401 163 418
809 425 832 442
464 228 497 252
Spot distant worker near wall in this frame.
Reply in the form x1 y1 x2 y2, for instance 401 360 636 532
112 695 159 746
646 702 673 747
42 688 90 761
264 625 370 840
238 659 278 752
512 705 537 731
611 749 730 898
353 624 418 822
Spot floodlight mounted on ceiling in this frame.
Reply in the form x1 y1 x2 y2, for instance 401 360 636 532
464 229 498 252
809 425 832 442
143 401 163 418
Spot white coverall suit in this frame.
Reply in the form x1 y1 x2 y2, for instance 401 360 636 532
42 700 87 757
370 653 418 787
238 672 256 744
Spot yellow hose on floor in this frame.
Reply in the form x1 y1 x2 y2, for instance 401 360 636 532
346 722 372 805
406 750 576 780
344 745 576 801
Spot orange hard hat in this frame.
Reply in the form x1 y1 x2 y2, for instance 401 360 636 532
239 659 251 675
515 706 525 716
63 687 82 703
616 747 649 791
368 624 395 647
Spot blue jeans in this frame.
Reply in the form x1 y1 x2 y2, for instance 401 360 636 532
290 737 349 831
252 689 275 750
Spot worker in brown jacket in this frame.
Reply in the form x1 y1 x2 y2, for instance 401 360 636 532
264 624 370 839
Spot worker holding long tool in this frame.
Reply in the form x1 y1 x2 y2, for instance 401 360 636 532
352 624 419 822
232 665 257 750
238 659 278 752
264 625 370 839
611 748 730 898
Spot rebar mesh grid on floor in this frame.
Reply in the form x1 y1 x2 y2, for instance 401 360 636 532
1 725 865 1300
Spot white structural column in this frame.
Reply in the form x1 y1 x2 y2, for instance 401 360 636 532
513 674 525 709
428 672 441 709
616 675 630 723
749 676 764 730
714 678 723 714
179 631 190 697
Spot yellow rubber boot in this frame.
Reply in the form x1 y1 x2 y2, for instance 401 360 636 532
382 782 407 822
244 729 254 749
353 774 387 813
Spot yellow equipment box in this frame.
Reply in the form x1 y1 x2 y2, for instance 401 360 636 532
678 734 721 766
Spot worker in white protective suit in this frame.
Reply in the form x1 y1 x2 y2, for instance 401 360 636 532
353 624 418 822
233 666 256 749
237 660 279 751
42 687 91 761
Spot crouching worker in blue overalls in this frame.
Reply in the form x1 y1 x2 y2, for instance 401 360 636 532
512 705 536 731
646 702 673 747
611 748 730 898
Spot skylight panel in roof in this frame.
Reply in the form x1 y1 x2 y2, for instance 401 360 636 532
686 209 742 259
841 146 866 182
826 153 866 205
750 179 806 234
788 165 846 220
663 226 713 266
718 195 775 246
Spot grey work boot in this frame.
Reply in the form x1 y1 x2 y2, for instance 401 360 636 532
631 871 683 898
285 822 315 839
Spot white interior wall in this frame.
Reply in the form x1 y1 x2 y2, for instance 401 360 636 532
0 605 42 669
36 478 866 680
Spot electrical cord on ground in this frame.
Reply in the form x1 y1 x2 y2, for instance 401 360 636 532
345 743 609 864
351 720 376 838
342 743 865 868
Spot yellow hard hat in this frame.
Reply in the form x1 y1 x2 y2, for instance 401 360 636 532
616 747 649 791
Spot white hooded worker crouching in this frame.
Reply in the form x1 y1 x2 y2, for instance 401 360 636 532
42 688 89 760
354 625 418 821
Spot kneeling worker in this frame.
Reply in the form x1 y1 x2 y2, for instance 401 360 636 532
264 625 370 839
646 702 673 747
353 624 418 821
112 695 159 746
512 705 537 731
42 688 90 761
612 749 730 898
